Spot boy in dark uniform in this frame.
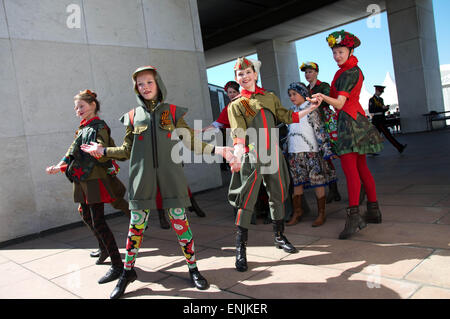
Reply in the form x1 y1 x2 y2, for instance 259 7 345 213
227 57 322 272
369 85 407 153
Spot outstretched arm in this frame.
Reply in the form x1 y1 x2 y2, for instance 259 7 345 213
312 93 347 110
81 126 133 160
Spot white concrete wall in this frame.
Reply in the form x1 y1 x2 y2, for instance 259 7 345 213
0 0 222 243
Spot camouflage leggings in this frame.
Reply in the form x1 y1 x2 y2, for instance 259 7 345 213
124 208 196 270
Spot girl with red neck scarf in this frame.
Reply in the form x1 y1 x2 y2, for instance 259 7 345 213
312 30 384 239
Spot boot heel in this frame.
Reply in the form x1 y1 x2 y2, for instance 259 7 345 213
358 220 367 230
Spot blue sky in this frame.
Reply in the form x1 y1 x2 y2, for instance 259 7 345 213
207 0 450 94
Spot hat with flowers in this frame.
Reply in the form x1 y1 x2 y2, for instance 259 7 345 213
300 62 319 72
326 30 360 49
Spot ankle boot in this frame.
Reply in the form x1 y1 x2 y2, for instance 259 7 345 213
235 227 248 272
286 195 303 226
110 268 137 299
95 249 109 265
359 184 366 205
188 195 206 217
98 264 123 284
273 220 297 253
326 182 341 203
312 196 326 227
158 209 170 229
338 206 367 240
189 267 209 290
365 201 382 224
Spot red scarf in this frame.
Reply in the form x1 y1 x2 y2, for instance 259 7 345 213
240 85 266 98
80 116 100 127
330 55 365 120
331 55 358 89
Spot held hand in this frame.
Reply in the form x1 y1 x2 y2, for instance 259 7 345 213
229 144 245 173
214 146 235 162
307 94 323 110
46 165 60 175
80 142 105 159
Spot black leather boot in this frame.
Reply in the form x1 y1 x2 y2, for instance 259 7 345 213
158 209 170 229
339 206 367 240
95 249 109 265
189 267 209 290
365 201 382 224
98 264 123 284
273 220 297 253
326 181 341 203
110 268 137 299
235 226 248 272
188 195 206 217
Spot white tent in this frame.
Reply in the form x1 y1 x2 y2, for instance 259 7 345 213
359 83 372 114
382 72 399 110
359 72 399 115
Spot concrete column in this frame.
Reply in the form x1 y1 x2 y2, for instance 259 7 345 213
0 0 221 243
256 40 300 108
386 0 445 132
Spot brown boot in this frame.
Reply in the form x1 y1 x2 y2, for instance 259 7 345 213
286 195 303 226
312 196 326 227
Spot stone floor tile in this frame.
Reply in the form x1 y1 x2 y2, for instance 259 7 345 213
0 274 79 299
376 193 447 207
228 263 418 299
355 222 450 250
0 261 41 288
0 238 73 264
282 238 433 279
410 286 450 299
124 275 248 299
22 248 102 280
405 249 450 288
159 248 276 290
51 264 168 299
332 205 447 224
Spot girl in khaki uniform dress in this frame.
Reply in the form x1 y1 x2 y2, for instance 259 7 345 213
46 90 127 285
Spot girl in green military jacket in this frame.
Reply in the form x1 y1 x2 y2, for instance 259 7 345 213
46 90 127 285
81 66 233 299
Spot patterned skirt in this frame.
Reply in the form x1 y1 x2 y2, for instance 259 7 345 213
288 152 336 189
335 112 384 156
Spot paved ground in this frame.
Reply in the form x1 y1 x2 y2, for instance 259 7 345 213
1 129 450 299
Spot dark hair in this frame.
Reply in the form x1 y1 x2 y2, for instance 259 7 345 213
74 90 100 113
224 81 240 92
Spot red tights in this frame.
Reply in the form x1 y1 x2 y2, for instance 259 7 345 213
339 153 377 206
